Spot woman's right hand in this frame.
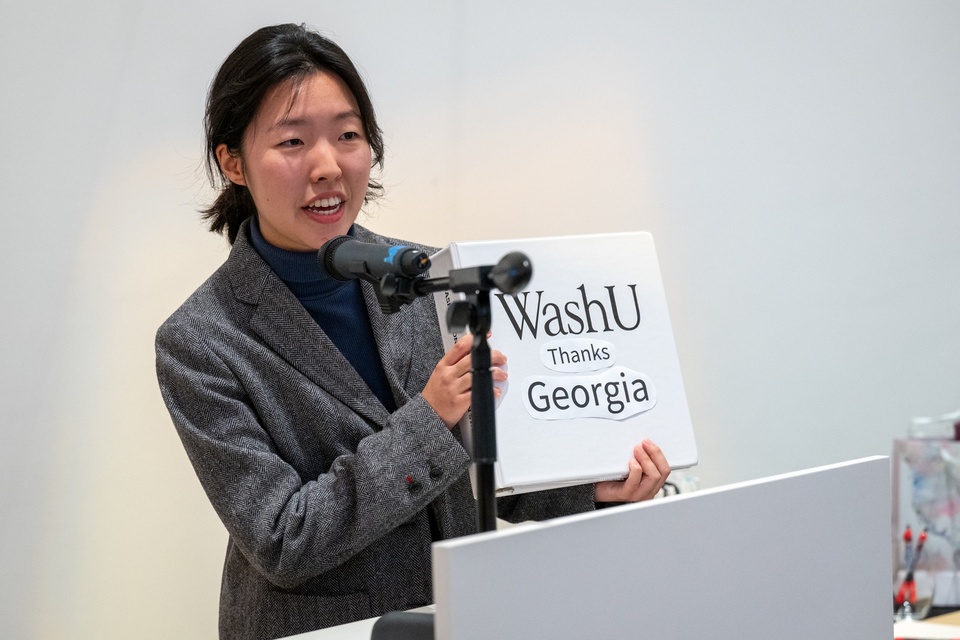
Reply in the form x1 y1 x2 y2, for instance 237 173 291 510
421 334 508 428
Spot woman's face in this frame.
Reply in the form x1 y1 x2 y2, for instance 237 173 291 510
217 70 372 252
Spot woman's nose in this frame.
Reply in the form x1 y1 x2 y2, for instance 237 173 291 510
309 142 342 182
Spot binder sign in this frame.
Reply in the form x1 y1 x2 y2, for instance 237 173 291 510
430 231 697 494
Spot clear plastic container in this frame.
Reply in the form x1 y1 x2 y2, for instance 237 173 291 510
908 409 960 439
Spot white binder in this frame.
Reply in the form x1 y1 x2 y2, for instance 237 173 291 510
429 231 698 494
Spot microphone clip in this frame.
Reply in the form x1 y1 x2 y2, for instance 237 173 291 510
375 273 425 314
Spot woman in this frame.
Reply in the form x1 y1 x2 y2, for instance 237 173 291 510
156 23 670 640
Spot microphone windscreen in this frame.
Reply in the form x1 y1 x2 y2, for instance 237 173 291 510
317 235 354 281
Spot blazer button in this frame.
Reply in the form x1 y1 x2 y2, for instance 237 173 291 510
429 467 443 481
408 481 422 493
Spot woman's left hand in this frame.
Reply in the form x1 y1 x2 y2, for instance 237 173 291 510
594 439 671 503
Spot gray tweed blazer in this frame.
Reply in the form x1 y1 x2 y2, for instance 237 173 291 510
156 221 594 640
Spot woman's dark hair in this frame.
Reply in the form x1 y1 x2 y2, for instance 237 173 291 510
202 23 384 243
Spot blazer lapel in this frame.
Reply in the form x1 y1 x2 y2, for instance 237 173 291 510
228 225 392 429
351 225 430 404
360 280 417 404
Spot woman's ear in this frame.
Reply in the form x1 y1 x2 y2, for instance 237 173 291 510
216 144 246 186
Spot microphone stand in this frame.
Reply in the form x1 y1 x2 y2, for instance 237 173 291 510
378 254 532 534
447 287 497 532
368 253 531 640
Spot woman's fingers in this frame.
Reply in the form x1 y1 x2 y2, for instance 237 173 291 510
423 335 509 428
594 440 671 503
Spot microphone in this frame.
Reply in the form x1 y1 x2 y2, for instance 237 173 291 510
318 235 431 282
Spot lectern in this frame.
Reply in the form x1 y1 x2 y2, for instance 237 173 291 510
432 456 890 640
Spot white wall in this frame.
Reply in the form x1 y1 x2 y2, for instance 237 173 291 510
2 1 958 637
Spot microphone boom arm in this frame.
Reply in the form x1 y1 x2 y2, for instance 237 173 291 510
376 251 533 313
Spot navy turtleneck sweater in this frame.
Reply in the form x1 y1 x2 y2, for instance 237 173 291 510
249 219 397 413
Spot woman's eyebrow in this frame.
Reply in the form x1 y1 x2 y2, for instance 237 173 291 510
273 110 362 129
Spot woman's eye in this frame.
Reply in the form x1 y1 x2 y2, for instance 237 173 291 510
280 138 304 147
341 131 361 141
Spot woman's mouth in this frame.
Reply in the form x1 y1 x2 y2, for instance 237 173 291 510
304 196 343 216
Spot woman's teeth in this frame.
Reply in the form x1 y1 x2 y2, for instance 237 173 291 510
308 197 342 212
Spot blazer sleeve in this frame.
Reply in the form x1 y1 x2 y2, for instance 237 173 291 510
156 319 471 590
497 485 596 522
